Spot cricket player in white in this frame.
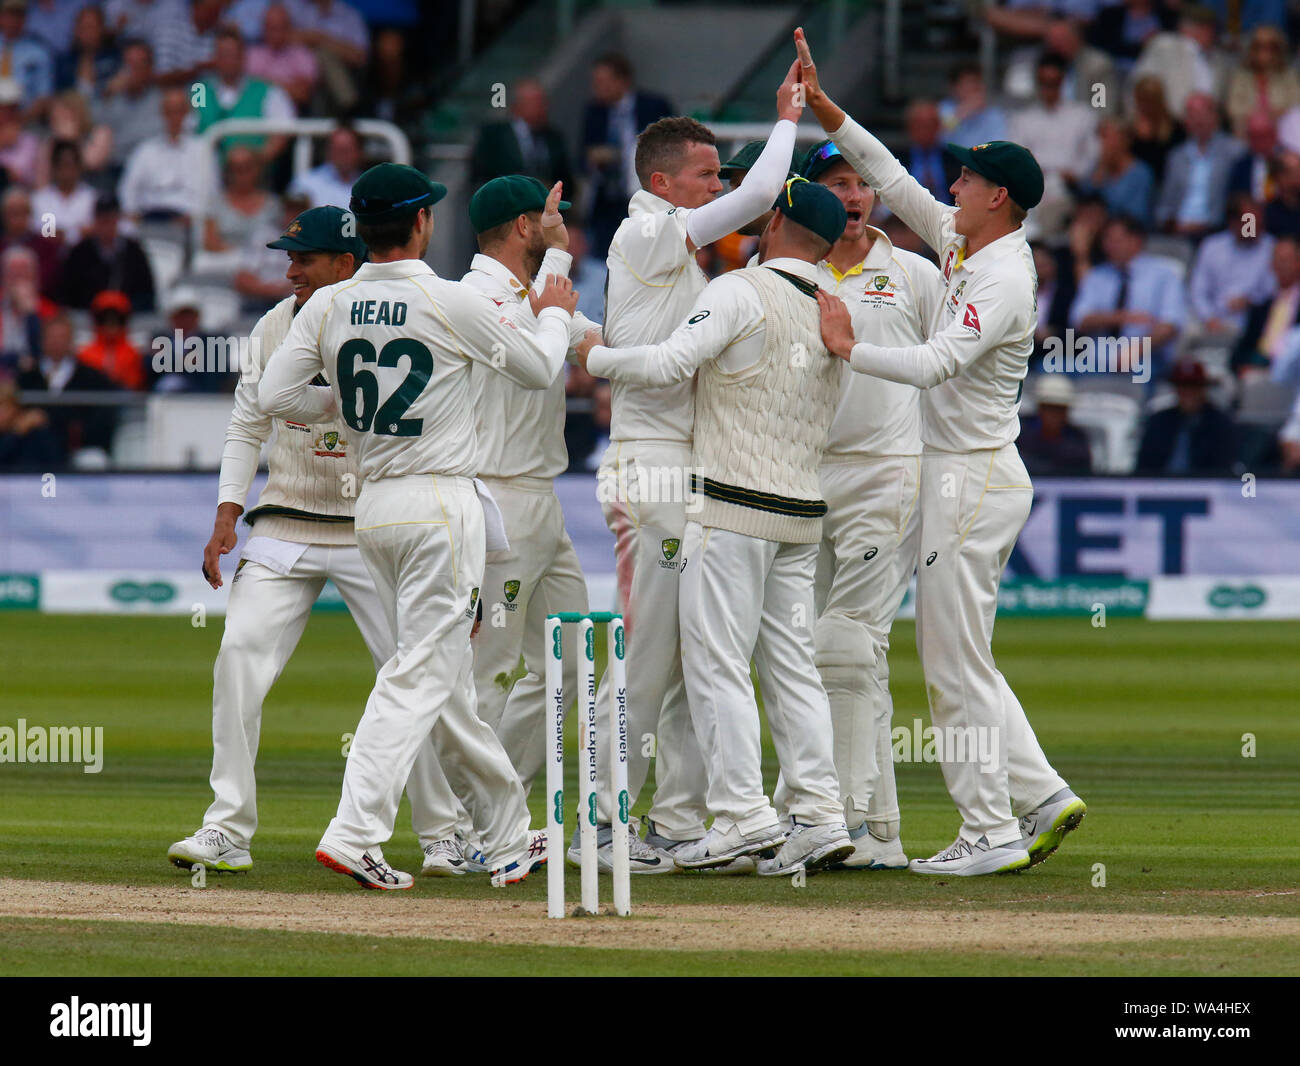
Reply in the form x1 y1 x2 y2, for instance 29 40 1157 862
259 164 575 889
798 29 1086 876
168 206 462 878
590 65 806 868
770 140 946 870
586 178 855 876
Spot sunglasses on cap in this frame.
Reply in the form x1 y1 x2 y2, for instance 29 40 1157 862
783 174 810 206
808 142 843 167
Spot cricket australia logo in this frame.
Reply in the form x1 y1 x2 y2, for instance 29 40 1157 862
502 579 521 612
861 273 899 309
659 538 681 569
465 586 480 620
313 429 347 457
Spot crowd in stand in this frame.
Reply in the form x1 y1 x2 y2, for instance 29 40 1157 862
5 0 1300 477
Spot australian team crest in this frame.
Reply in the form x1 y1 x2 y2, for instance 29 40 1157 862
504 579 520 603
465 586 480 620
872 275 890 291
661 538 680 561
313 430 346 457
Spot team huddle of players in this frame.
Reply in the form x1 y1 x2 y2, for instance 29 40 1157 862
167 29 1086 890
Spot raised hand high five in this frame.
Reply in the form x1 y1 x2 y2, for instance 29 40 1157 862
794 26 847 132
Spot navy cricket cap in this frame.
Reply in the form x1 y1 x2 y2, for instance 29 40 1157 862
469 174 570 233
267 205 368 261
350 162 447 223
945 140 1044 211
773 176 847 246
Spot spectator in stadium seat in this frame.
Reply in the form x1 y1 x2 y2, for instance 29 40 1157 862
1231 233 1300 375
1224 25 1300 137
0 76 37 184
1018 373 1093 474
1073 116 1154 226
1086 0 1174 75
0 243 50 369
285 0 370 113
0 379 59 467
1010 53 1098 234
1032 241 1075 357
119 86 213 226
231 192 300 311
0 0 54 108
1071 213 1185 376
246 3 317 111
287 124 364 209
153 285 236 394
1228 111 1279 204
1131 4 1226 120
1201 0 1288 36
194 27 293 167
1263 150 1300 235
151 0 222 85
200 144 283 264
901 99 958 205
95 39 163 173
31 138 96 244
1155 92 1244 239
581 51 672 256
985 1 1112 43
1128 74 1184 186
1042 17 1119 112
1189 192 1275 336
36 90 112 186
59 194 155 313
54 4 118 96
356 27 425 131
77 289 144 391
0 185 59 298
1136 361 1238 473
16 311 119 457
940 62 1008 148
227 0 272 44
25 0 86 56
473 78 574 193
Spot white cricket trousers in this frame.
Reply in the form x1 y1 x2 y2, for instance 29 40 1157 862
774 455 921 833
204 541 459 849
321 474 532 863
679 522 844 835
594 441 710 839
915 445 1067 846
476 477 588 785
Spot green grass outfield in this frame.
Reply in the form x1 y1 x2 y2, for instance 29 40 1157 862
0 614 1297 976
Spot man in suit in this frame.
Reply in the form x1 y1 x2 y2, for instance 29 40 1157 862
581 52 672 256
58 194 156 313
901 100 958 205
1232 233 1300 374
1155 92 1244 239
1136 361 1238 473
1227 110 1278 203
472 78 573 193
16 311 119 459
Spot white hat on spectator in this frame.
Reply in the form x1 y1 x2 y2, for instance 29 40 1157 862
1035 374 1076 407
165 285 202 315
0 79 22 107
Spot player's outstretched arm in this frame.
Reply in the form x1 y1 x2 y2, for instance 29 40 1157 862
259 294 337 422
795 26 949 254
587 275 748 385
684 61 803 251
454 276 574 389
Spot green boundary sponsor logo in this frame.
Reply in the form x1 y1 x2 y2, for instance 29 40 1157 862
109 580 176 605
1207 584 1266 610
995 578 1149 616
0 573 39 610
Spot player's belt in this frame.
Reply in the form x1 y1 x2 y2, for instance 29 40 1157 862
689 475 827 518
244 505 355 526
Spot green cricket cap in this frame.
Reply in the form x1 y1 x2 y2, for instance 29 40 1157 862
266 205 368 261
800 138 850 182
945 140 1044 211
349 162 446 223
773 176 847 246
469 174 570 233
720 139 802 179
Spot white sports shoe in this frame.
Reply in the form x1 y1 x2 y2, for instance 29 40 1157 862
316 841 413 889
909 834 1030 877
491 828 548 886
1018 788 1087 866
420 837 466 877
566 823 676 874
673 822 786 870
756 821 853 877
168 827 252 872
833 823 909 870
645 818 754 875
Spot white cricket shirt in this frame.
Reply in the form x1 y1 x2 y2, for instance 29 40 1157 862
258 259 572 482
831 115 1039 454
